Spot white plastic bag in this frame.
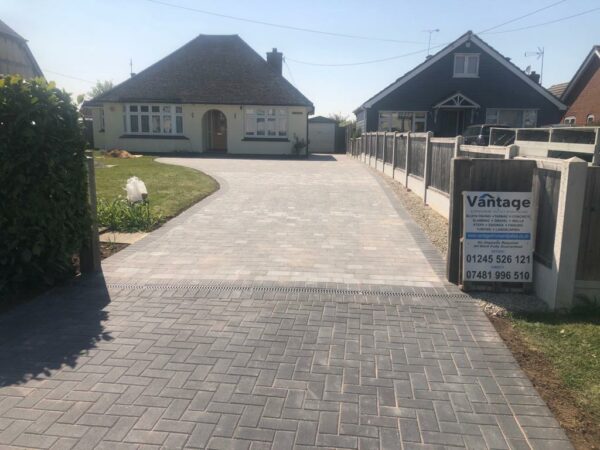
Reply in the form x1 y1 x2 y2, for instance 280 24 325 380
125 176 148 203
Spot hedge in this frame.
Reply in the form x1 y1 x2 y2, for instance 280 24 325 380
0 76 90 298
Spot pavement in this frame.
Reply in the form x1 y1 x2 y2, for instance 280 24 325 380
0 155 571 449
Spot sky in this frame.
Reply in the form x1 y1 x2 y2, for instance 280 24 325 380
3 0 599 117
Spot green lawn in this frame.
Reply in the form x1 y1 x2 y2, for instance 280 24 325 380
94 152 218 219
511 309 600 423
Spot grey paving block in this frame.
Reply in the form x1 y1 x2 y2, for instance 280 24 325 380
0 156 572 449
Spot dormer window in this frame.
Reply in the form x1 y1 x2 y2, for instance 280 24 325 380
454 53 479 78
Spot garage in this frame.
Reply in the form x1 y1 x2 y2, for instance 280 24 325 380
308 116 336 153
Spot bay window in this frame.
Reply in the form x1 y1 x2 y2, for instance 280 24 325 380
486 109 538 127
245 107 288 138
124 104 183 135
378 111 427 132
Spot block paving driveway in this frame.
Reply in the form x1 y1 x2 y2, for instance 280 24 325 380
0 155 571 449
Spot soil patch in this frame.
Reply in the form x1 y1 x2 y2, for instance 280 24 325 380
490 316 600 449
100 242 129 260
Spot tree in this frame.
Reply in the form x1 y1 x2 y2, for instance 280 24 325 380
328 113 350 126
76 80 114 108
87 80 113 99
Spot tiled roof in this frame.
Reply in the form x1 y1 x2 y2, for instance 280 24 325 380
86 35 313 108
309 116 337 123
0 19 25 41
548 82 568 99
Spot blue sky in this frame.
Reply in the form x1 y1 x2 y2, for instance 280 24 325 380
3 0 599 117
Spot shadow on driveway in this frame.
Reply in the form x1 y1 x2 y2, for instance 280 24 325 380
0 274 112 386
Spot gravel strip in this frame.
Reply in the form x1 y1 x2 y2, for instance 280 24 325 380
380 171 548 316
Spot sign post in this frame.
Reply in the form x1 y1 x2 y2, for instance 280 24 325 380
462 191 533 285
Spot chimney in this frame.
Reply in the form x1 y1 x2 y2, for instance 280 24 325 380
267 48 283 75
528 71 540 84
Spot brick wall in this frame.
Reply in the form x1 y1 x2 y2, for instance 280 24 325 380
564 64 600 125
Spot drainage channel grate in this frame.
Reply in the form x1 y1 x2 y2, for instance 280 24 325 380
106 282 472 300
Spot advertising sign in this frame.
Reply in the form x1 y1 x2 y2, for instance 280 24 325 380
462 191 533 283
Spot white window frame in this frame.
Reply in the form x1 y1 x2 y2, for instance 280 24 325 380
564 116 576 125
486 108 538 127
378 111 427 132
244 107 288 138
124 104 183 135
586 114 595 125
453 53 480 78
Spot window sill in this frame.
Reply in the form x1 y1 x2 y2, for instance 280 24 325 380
119 134 189 140
242 137 290 142
453 74 479 78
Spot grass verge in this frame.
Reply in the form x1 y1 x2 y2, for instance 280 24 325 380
94 152 218 229
492 312 600 449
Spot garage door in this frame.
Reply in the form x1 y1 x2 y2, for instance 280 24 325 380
309 123 335 153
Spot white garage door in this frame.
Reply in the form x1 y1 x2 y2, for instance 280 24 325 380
309 123 335 153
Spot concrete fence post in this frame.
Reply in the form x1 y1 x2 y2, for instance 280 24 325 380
538 158 588 310
505 144 519 159
454 135 463 158
423 131 433 204
405 132 411 188
391 132 397 179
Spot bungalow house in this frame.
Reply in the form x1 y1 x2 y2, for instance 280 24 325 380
561 46 600 126
354 31 566 136
0 19 43 78
84 35 314 155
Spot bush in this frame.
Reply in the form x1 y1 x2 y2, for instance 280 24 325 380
0 75 90 296
97 197 162 232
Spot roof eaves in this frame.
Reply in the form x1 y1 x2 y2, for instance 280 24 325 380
561 46 600 102
357 31 474 111
468 34 566 110
356 30 566 112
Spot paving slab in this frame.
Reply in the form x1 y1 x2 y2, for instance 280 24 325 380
0 155 571 449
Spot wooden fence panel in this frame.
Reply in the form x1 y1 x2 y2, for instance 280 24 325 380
378 134 384 161
459 150 505 159
395 135 407 169
576 167 600 280
384 135 394 164
409 138 426 178
447 159 537 283
430 142 454 193
533 169 561 268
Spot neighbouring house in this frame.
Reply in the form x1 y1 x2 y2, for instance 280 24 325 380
0 19 43 78
354 31 565 137
548 82 569 100
308 116 336 153
84 35 314 155
561 46 600 126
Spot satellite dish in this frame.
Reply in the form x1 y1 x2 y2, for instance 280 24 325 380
525 65 531 74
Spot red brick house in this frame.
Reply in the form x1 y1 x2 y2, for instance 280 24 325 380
562 46 600 126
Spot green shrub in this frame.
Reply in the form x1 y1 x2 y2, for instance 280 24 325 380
97 197 162 232
0 75 90 296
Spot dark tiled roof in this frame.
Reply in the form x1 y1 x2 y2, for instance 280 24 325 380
0 19 25 41
86 35 313 108
309 116 336 123
548 82 568 99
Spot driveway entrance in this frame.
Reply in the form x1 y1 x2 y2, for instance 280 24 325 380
0 155 570 449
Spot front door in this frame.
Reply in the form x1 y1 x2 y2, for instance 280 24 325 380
205 110 227 152
436 109 470 137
